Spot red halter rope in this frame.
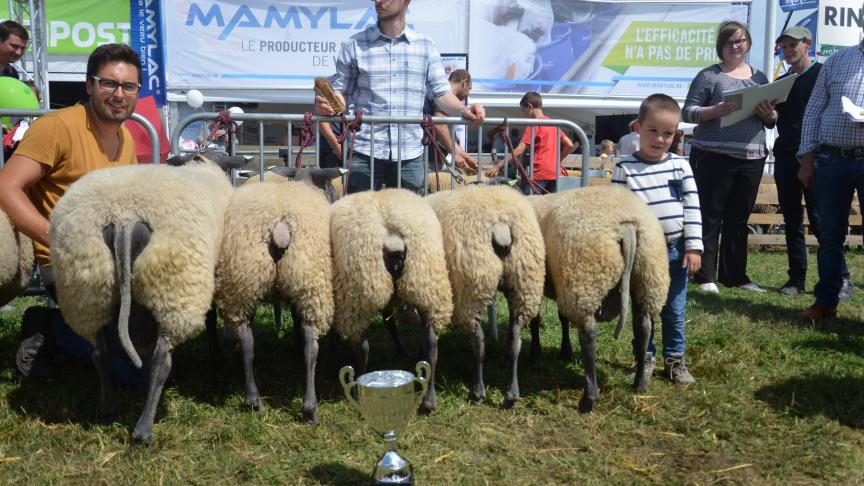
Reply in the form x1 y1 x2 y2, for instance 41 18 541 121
421 114 465 192
497 120 548 195
207 110 239 143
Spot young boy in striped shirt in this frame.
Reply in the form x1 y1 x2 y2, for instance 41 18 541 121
611 93 703 385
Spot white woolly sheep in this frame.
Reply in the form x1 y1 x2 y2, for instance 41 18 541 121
530 185 670 413
426 184 545 407
0 210 34 307
330 188 453 412
49 151 244 445
214 168 341 423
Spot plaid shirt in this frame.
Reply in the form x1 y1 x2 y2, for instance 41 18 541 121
798 40 864 157
332 24 451 161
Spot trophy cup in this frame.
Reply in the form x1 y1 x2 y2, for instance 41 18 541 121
339 361 431 485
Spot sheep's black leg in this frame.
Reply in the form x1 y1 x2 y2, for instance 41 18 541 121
301 323 319 424
559 311 574 361
384 306 411 358
486 301 498 343
503 311 522 408
291 305 302 354
131 331 173 446
273 303 284 330
577 318 600 413
632 312 651 393
205 307 222 376
93 328 116 423
236 320 263 412
418 318 438 413
527 315 541 364
468 320 486 403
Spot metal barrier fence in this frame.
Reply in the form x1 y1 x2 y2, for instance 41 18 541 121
170 112 593 192
0 109 160 168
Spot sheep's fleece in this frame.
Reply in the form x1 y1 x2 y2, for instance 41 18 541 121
531 185 670 323
0 210 34 307
50 162 233 346
216 180 333 337
330 188 452 342
426 184 545 333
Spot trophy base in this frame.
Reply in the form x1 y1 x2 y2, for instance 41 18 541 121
373 450 413 485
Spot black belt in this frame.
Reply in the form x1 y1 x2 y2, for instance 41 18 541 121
821 145 864 159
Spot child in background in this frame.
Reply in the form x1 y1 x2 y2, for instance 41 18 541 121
611 93 703 385
484 91 573 194
599 139 615 157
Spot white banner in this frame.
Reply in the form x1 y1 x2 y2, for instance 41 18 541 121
817 0 863 60
469 1 748 97
165 0 467 90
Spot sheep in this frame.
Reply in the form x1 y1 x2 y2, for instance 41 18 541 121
49 151 244 445
0 210 34 307
426 184 545 407
214 167 342 423
529 185 670 413
330 188 452 412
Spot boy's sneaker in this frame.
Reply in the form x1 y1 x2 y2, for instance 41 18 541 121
663 355 695 385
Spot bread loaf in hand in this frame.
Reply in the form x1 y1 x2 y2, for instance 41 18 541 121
314 77 345 115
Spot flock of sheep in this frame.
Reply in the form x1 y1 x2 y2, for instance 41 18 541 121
0 151 671 446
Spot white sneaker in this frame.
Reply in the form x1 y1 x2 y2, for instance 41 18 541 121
698 283 719 293
738 282 767 293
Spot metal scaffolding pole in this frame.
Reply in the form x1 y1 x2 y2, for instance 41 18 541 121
8 0 49 109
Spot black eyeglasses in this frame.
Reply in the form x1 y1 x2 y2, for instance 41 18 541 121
90 75 140 95
724 38 747 49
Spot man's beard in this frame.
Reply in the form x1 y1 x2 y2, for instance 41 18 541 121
91 99 132 123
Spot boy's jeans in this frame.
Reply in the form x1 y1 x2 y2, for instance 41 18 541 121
633 239 687 358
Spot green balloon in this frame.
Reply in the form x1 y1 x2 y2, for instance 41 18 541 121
0 77 39 110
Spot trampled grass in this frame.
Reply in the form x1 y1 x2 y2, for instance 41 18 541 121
0 251 862 484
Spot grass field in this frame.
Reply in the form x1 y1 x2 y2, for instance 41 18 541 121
0 251 862 484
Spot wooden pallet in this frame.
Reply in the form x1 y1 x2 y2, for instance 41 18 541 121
748 178 862 247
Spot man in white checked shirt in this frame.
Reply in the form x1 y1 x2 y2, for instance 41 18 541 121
315 0 485 194
797 19 864 320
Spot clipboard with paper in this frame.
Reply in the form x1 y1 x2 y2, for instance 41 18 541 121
720 74 798 128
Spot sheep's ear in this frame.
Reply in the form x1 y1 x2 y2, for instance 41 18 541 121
310 167 345 185
477 176 514 187
165 154 195 166
269 167 297 179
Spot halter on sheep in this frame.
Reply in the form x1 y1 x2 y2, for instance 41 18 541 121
496 120 548 195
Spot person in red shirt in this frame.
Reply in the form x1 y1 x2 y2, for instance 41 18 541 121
485 91 573 194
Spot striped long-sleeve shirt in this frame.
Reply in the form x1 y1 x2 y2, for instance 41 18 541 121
611 153 704 252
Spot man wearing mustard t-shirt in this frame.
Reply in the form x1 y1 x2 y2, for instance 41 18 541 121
0 43 141 379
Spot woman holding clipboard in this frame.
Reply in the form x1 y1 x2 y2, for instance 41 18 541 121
682 20 777 294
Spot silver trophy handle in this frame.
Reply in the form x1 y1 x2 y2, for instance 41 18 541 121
339 365 361 411
413 361 431 408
